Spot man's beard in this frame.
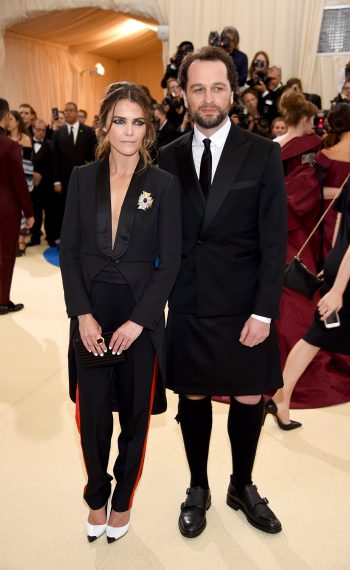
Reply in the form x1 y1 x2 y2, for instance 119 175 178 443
190 105 229 129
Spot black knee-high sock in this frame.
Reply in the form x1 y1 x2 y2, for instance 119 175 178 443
228 396 264 490
177 395 212 489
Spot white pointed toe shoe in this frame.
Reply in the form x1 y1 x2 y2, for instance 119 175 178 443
106 521 130 543
86 520 107 543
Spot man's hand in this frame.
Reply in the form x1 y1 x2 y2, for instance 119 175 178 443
239 317 270 347
54 182 62 193
109 321 143 355
25 216 34 229
33 172 42 186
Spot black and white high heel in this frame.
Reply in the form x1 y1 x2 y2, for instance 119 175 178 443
86 504 108 543
106 516 130 544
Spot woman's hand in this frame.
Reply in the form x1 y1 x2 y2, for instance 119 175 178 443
109 321 143 354
78 313 107 356
317 289 343 321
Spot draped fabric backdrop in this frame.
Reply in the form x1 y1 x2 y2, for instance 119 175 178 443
0 0 349 123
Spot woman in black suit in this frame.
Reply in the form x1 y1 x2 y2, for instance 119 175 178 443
60 82 181 543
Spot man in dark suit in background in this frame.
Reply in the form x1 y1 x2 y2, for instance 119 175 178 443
53 101 97 232
159 47 287 538
152 105 178 164
29 119 59 246
0 98 34 315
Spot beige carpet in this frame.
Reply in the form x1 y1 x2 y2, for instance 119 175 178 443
1 245 350 570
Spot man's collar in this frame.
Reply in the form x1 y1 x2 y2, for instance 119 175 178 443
67 121 80 129
193 117 231 147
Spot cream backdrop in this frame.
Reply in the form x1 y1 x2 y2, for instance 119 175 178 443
0 0 349 121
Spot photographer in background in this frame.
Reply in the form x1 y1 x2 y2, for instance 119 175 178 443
161 78 186 129
257 65 284 126
285 77 322 109
160 41 194 88
209 27 248 87
246 51 270 89
241 88 270 137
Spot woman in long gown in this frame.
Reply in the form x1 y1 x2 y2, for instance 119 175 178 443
268 102 350 426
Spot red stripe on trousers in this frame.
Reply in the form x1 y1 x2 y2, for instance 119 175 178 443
128 356 158 509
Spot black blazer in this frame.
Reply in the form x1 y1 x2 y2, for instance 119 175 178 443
53 124 97 191
32 139 54 192
60 156 182 411
158 122 287 319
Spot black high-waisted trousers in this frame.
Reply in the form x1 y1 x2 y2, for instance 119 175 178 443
74 281 156 512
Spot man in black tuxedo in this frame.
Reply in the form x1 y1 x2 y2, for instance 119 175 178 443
152 105 178 164
158 47 287 538
29 119 60 246
53 102 97 230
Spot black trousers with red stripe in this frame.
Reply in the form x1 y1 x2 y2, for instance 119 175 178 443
74 282 156 512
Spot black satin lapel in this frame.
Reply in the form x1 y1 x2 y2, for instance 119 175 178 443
201 127 252 233
113 157 149 259
175 134 205 216
96 157 113 257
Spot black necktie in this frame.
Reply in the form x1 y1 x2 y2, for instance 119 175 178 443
33 139 43 145
199 138 212 199
69 126 74 146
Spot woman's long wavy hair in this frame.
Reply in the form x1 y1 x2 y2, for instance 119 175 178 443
95 82 156 166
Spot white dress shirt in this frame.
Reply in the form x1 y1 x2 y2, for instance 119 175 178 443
67 121 80 144
192 118 271 324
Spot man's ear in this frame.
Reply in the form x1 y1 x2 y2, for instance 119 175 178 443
182 90 188 109
230 91 234 105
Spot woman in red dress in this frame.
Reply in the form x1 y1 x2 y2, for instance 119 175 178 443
268 101 350 427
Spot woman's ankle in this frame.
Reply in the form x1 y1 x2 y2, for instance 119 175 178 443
108 509 130 527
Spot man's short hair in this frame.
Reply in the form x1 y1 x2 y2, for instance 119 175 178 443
268 66 282 75
34 118 47 129
65 102 78 111
0 98 9 121
221 26 240 46
178 46 238 94
153 104 166 116
285 77 303 91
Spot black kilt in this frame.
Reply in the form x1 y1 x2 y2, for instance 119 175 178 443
166 311 283 396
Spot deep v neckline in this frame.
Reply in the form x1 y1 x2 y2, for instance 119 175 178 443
96 155 149 260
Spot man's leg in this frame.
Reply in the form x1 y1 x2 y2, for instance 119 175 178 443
226 394 282 534
177 394 212 538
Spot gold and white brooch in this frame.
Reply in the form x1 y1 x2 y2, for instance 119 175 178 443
137 191 153 211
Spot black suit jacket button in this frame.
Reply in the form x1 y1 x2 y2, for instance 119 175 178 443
196 240 203 245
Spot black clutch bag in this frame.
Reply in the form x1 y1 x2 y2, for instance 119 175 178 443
75 332 127 368
284 257 323 300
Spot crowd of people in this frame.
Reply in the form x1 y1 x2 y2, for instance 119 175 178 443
1 30 350 544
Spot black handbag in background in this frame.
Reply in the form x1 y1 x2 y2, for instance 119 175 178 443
75 332 127 368
284 173 350 299
284 257 323 299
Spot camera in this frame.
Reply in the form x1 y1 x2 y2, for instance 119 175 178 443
230 104 249 129
208 31 231 50
246 72 267 88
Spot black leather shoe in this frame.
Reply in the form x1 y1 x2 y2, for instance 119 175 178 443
263 398 302 430
179 486 211 538
0 301 24 315
227 482 282 534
